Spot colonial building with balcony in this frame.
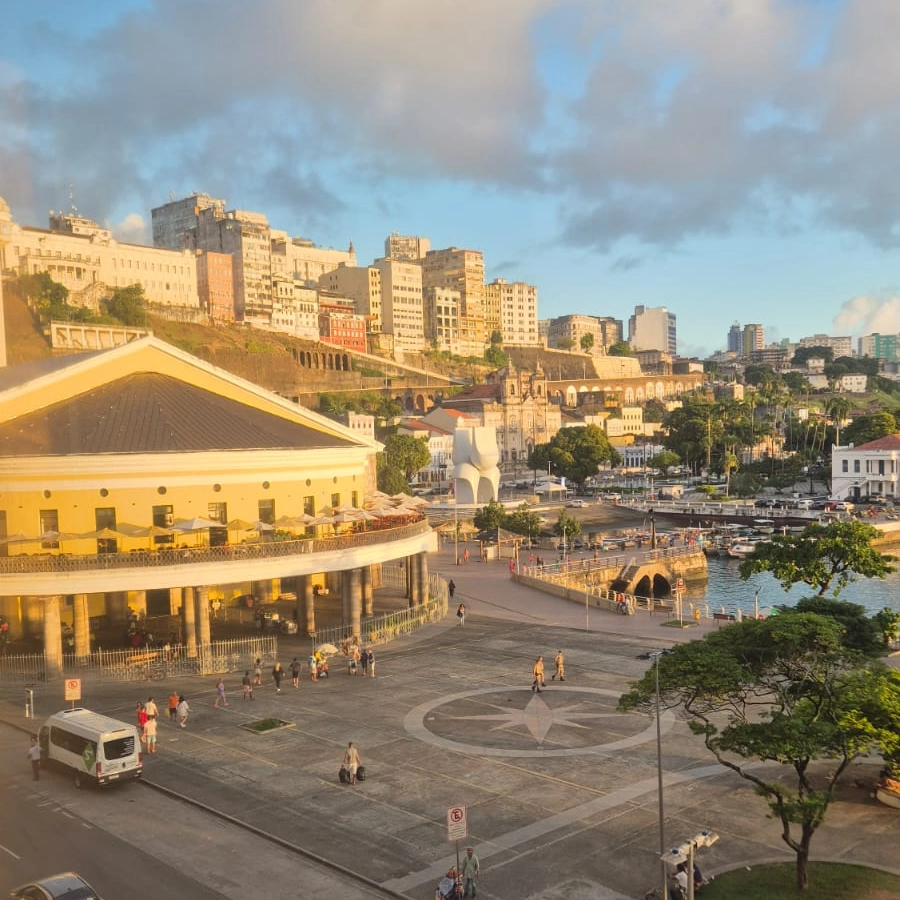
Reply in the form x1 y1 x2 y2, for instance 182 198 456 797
0 336 435 674
831 435 900 503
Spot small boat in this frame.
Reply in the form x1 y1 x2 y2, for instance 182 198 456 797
726 541 758 559
752 519 776 534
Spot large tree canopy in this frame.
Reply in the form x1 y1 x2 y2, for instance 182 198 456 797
739 520 894 597
528 425 620 488
377 433 430 493
619 615 900 891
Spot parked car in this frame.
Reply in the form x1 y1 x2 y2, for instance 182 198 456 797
565 498 587 508
572 538 586 550
10 872 102 900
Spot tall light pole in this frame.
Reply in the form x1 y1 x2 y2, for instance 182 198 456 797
651 651 668 900
454 477 460 566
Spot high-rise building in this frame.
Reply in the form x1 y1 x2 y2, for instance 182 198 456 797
423 286 460 352
196 251 234 322
151 192 225 250
384 232 430 261
798 333 853 358
727 322 742 354
484 279 539 346
373 257 424 354
742 324 764 357
422 247 484 317
319 264 382 334
858 333 900 362
628 305 676 354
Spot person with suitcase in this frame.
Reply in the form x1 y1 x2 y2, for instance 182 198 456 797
343 741 362 785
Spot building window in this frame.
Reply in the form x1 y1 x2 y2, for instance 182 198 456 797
842 460 848 473
95 507 118 554
331 493 340 510
152 505 175 544
208 502 227 524
258 499 275 526
854 460 860 473
40 509 59 550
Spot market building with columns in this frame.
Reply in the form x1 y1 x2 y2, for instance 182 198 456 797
0 336 436 675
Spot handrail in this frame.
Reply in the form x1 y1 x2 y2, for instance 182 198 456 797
0 519 431 575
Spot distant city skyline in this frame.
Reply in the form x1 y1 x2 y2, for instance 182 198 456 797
3 1 900 357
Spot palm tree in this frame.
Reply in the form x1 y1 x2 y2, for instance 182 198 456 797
826 396 852 447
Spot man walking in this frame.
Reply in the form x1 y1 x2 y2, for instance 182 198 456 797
552 650 565 681
27 735 41 781
461 846 480 898
532 656 545 693
343 741 362 786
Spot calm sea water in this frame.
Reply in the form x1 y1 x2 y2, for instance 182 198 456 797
688 555 900 618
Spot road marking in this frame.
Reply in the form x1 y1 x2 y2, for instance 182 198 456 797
0 843 21 859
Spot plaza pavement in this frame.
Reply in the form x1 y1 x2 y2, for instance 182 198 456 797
2 545 899 900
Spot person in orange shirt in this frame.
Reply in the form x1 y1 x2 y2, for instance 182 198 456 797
168 690 179 721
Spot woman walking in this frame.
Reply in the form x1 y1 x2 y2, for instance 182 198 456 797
176 695 190 728
272 661 284 693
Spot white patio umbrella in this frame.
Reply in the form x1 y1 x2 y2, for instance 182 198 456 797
171 516 223 532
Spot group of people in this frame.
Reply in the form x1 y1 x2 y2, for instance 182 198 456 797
531 651 566 692
134 693 188 751
435 847 480 899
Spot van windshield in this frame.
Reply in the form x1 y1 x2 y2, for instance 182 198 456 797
103 734 136 760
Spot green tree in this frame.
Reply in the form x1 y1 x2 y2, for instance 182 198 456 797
14 271 77 323
776 597 884 655
842 412 897 447
553 509 581 539
739 520 894 597
103 285 149 327
580 332 594 354
619 614 900 891
646 450 680 475
484 331 508 368
375 453 409 495
825 396 852 447
377 434 430 492
643 399 667 423
555 337 577 351
528 425 620 490
473 499 506 533
606 341 634 357
791 345 834 366
503 504 543 539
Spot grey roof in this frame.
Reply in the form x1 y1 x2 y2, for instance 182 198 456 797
0 350 108 392
0 372 355 456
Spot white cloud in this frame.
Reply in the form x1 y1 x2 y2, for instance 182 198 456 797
111 212 147 245
833 294 900 337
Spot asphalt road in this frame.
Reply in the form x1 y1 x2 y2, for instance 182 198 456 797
0 722 399 900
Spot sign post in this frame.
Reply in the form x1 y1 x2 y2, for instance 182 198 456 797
64 677 82 708
447 805 468 894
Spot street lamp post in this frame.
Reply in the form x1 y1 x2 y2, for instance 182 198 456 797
651 651 668 900
454 478 460 566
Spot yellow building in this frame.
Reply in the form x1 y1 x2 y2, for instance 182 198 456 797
0 336 434 672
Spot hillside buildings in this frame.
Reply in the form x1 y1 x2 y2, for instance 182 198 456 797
628 305 676 354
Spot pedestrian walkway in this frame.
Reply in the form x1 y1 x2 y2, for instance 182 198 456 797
2 546 898 900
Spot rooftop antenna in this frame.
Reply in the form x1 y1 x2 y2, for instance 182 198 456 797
68 184 78 216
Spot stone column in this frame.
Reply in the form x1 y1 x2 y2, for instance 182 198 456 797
348 568 362 639
169 588 181 633
107 590 130 622
42 595 64 679
252 579 273 604
132 590 147 618
408 556 419 608
419 552 429 605
72 593 90 661
299 575 315 635
361 567 373 617
341 570 352 622
195 585 211 649
182 586 197 658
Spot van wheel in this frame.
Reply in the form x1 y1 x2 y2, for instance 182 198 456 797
74 771 83 789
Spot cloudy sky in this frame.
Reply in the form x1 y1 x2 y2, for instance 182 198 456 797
3 0 900 357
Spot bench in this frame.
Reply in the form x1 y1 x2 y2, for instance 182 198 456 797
127 651 159 668
713 612 736 624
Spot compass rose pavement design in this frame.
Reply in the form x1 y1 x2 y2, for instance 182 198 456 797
403 685 673 758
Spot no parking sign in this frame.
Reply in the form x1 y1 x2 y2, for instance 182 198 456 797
65 678 82 703
447 805 468 841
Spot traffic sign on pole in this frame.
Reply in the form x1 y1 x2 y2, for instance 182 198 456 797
446 805 468 842
65 678 82 704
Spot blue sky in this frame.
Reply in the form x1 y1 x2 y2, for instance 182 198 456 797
2 0 900 357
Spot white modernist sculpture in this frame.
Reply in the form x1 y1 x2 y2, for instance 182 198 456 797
453 426 500 505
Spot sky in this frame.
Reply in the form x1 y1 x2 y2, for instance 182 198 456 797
2 0 900 358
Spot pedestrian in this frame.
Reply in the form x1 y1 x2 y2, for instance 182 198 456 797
448 579 456 600
508 557 515 574
214 677 229 708
290 657 301 688
367 648 375 678
145 696 159 718
176 695 190 728
136 702 148 730
308 653 319 681
27 735 41 781
241 670 253 700
359 647 368 677
461 846 480 898
463 547 469 564
552 650 565 682
168 690 179 721
211 598 221 619
143 714 158 754
531 655 545 693
272 661 284 692
348 645 360 675
456 602 465 626
343 741 362 785
253 658 262 685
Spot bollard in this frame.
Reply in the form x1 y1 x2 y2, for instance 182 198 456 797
25 688 34 719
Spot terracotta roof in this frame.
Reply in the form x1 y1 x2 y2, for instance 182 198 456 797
853 433 900 451
0 372 354 456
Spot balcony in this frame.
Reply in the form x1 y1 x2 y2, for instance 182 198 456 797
0 520 435 596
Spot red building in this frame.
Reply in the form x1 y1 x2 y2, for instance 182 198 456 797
196 250 235 323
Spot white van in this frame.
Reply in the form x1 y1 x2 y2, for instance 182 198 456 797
38 708 143 788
